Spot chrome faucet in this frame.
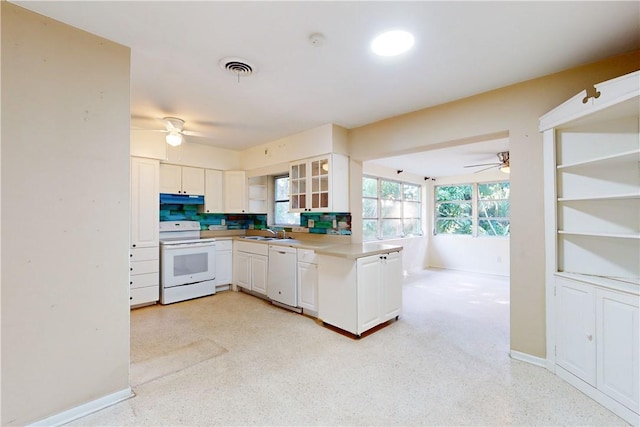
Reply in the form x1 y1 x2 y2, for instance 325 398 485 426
266 228 286 239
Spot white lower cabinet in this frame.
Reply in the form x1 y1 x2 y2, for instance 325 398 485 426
318 250 402 336
596 288 639 413
556 278 596 386
555 275 639 417
297 249 318 315
215 239 232 289
130 246 159 307
234 241 268 295
381 250 403 320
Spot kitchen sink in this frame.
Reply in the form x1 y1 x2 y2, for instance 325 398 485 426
242 236 275 241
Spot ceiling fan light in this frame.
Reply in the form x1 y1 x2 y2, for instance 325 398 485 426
166 131 183 146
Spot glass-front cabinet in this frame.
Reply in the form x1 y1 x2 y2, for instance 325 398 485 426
310 157 330 210
290 161 307 211
289 154 349 213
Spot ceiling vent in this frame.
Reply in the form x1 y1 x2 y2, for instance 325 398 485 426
219 57 254 78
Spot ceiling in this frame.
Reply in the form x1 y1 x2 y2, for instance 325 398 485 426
12 1 640 176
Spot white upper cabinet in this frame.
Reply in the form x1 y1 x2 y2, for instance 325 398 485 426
289 153 349 213
130 157 159 248
159 164 205 195
224 170 247 213
204 169 223 213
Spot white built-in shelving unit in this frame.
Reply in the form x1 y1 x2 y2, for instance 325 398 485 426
540 70 639 425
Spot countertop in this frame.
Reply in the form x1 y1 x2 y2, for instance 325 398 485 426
200 230 402 259
314 242 403 259
231 236 402 259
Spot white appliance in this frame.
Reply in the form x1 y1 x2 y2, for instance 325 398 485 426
267 245 299 310
159 221 216 304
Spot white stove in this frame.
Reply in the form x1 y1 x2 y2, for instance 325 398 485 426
159 221 217 244
159 221 217 304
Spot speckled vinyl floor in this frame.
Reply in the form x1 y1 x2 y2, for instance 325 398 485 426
69 269 627 426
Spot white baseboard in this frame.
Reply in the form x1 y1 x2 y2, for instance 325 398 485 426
509 350 547 368
28 387 134 427
556 366 639 426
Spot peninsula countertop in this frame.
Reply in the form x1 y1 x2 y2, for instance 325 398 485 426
231 236 402 259
200 230 402 259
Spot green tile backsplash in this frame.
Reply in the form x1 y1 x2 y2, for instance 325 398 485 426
160 204 350 234
301 212 351 235
160 204 267 230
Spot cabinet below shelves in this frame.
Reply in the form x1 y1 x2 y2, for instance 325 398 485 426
555 275 639 416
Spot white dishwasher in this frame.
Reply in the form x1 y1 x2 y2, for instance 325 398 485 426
267 245 298 308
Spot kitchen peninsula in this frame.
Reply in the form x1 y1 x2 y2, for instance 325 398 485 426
223 234 404 337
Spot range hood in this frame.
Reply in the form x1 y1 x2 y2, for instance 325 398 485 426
159 193 205 205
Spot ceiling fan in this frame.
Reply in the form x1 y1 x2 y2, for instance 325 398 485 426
464 151 510 174
132 116 211 146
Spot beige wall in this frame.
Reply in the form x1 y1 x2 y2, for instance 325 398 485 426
1 4 131 424
131 130 241 170
349 51 640 357
241 123 348 171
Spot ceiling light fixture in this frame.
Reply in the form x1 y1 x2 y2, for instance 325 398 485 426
499 162 511 174
371 30 415 56
166 131 183 147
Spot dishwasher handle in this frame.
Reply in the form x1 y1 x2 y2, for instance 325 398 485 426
269 245 297 254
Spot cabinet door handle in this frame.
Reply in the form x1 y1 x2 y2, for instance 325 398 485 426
587 334 593 341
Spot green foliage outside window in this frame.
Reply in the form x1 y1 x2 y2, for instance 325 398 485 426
435 184 473 235
477 182 510 236
434 182 509 237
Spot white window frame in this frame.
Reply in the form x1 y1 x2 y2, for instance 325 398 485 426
434 181 510 237
273 175 300 226
363 175 423 241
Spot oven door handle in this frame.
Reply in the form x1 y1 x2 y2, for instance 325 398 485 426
165 241 216 249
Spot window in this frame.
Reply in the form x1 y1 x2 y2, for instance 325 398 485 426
478 182 510 236
274 175 300 226
362 176 422 241
273 175 300 226
434 181 509 237
434 184 473 235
